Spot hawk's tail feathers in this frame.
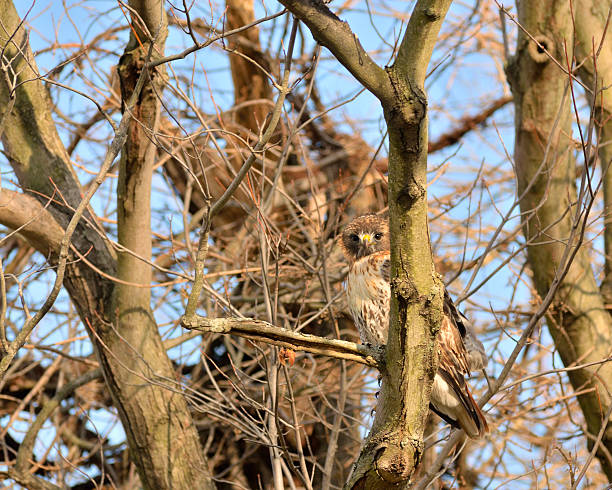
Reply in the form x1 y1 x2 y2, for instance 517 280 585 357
461 387 489 439
431 373 489 439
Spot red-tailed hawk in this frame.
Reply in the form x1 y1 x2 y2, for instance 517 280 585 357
340 214 488 439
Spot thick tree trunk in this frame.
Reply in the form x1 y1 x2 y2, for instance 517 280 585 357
508 0 612 479
572 2 612 304
0 1 215 487
111 1 215 488
273 0 454 485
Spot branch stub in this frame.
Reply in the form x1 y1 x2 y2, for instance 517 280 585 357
528 34 554 64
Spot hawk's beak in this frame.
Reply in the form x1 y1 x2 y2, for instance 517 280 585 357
360 234 372 245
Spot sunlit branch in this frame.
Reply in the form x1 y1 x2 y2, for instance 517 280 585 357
181 315 381 367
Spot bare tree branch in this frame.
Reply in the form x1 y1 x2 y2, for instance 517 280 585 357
0 188 63 257
274 0 392 101
181 315 381 367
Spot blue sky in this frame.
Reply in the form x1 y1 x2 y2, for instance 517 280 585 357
3 0 603 487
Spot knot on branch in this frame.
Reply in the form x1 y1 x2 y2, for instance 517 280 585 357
180 315 231 333
118 45 168 111
421 280 444 336
376 441 419 483
384 68 426 130
397 180 425 209
391 277 418 303
528 34 554 64
423 7 442 21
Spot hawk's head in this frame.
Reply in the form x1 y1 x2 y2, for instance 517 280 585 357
340 214 389 263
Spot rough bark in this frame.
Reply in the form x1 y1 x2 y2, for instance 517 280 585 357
0 1 214 487
111 1 215 488
358 2 451 485
225 0 272 133
507 0 612 479
0 189 64 258
572 3 612 303
277 0 452 486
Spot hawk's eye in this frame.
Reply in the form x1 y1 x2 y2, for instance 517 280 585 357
350 234 359 242
374 233 383 240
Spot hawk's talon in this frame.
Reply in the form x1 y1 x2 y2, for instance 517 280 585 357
483 369 495 393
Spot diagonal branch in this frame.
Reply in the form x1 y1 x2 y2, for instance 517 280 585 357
0 54 150 382
275 0 391 101
180 315 381 367
393 0 453 88
0 188 64 257
428 95 514 152
14 369 102 473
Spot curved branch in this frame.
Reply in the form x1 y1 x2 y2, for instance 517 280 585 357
14 369 102 473
275 0 391 101
0 188 63 257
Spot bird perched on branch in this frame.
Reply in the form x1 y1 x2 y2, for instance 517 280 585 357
340 214 488 439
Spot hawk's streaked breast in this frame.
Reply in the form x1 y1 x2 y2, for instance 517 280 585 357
346 251 390 346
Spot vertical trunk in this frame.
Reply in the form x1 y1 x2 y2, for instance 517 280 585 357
112 1 215 487
225 0 272 133
0 1 215 487
346 0 453 485
508 0 612 479
572 2 612 303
